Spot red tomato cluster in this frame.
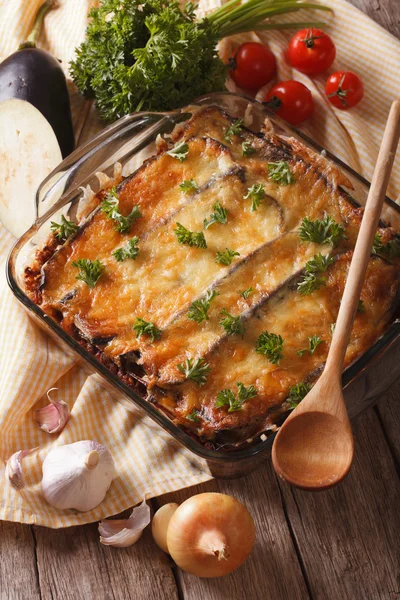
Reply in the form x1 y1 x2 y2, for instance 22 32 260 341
229 28 364 126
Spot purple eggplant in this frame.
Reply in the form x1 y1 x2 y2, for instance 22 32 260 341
0 0 74 158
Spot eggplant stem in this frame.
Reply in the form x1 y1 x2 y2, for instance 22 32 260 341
18 0 58 50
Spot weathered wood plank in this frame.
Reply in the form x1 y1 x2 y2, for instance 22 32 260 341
0 521 41 600
348 0 400 38
375 379 400 471
157 467 310 600
33 507 179 600
277 408 400 600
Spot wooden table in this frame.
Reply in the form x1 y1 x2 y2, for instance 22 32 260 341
2 2 399 599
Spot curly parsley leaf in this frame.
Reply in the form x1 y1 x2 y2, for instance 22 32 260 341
50 215 79 241
298 334 323 357
167 141 189 163
177 357 211 386
299 215 347 247
112 237 140 261
357 299 365 313
225 118 243 142
174 223 207 248
242 141 256 157
133 317 162 342
255 331 284 364
267 161 295 185
287 382 312 409
180 179 198 193
203 201 228 229
215 248 240 265
186 409 200 423
238 287 253 299
188 289 219 323
72 258 105 288
372 233 400 259
219 309 245 338
215 382 257 412
297 253 335 295
101 187 142 233
297 272 326 295
305 253 335 273
243 183 265 212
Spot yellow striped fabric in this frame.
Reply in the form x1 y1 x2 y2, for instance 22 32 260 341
0 0 399 527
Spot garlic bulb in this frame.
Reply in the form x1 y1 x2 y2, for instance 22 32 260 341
99 499 151 548
34 388 69 434
41 441 115 512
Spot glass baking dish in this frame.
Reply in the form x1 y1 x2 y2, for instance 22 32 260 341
7 92 400 479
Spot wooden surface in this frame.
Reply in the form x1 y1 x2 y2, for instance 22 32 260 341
1 2 399 599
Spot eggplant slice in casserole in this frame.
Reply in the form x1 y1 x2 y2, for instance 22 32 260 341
25 106 400 449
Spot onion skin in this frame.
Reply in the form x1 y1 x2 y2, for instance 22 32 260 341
166 493 255 578
152 503 179 553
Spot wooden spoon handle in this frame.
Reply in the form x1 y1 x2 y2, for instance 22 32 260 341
326 99 400 374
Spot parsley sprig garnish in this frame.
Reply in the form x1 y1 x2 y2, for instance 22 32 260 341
112 237 139 262
167 141 189 163
219 309 245 338
238 287 253 299
267 161 295 186
203 201 228 229
72 258 105 288
242 141 256 157
243 183 265 212
101 187 142 234
186 409 200 423
215 382 257 412
215 248 240 265
180 179 198 193
299 215 347 247
188 290 219 323
133 318 162 342
297 335 322 357
177 357 211 386
297 253 335 295
174 223 207 248
256 331 284 364
287 382 312 409
225 118 243 142
50 215 79 241
372 233 400 259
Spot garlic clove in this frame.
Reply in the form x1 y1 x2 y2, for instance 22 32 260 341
34 388 70 434
5 448 37 490
41 440 115 512
99 499 151 548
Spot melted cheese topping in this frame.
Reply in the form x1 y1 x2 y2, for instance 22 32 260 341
35 106 400 447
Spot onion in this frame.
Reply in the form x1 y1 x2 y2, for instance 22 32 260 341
152 502 179 553
166 493 255 578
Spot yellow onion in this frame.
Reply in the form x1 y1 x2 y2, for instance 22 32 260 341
152 503 179 553
166 492 255 578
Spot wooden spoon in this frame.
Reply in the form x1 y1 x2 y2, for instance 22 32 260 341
272 99 400 491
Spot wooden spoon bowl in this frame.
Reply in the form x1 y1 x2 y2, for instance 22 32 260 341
272 411 354 490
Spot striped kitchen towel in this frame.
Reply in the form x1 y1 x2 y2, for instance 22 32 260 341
0 0 399 527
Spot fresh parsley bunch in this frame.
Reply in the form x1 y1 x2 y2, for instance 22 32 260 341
70 0 328 119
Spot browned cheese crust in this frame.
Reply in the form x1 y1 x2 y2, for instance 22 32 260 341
25 106 400 448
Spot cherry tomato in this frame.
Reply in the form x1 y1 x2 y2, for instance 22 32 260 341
288 28 336 75
264 81 314 126
325 71 364 109
230 42 276 91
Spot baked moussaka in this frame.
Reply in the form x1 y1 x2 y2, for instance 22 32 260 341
25 106 400 448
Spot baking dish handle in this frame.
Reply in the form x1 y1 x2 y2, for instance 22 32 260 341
34 110 169 221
